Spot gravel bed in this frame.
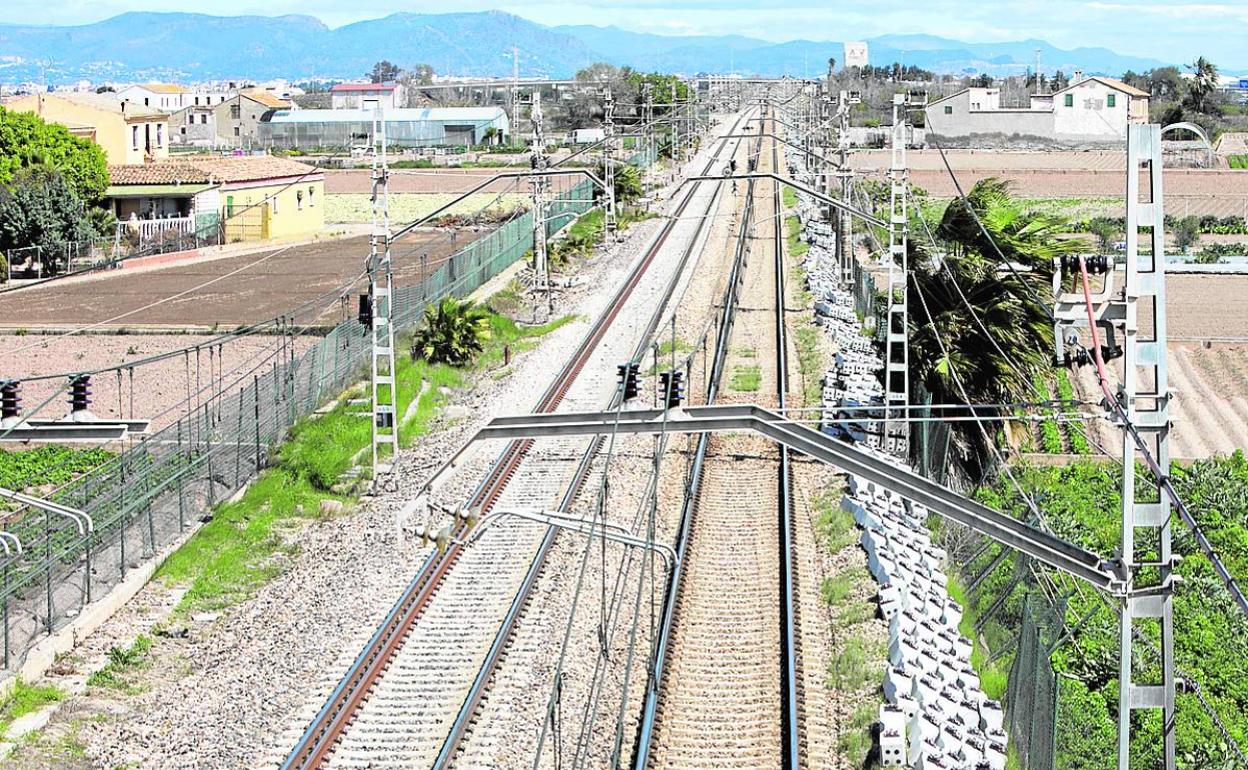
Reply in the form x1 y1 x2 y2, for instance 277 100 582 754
46 207 668 770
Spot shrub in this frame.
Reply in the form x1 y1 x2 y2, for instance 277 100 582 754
411 297 492 366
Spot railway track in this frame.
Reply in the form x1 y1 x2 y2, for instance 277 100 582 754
641 107 805 770
281 110 754 770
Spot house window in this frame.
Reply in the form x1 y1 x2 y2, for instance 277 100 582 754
132 125 140 149
271 195 279 215
944 105 953 114
156 124 164 146
180 126 186 135
200 114 208 124
144 97 150 106
308 186 315 206
234 126 241 137
1064 94 1073 107
1107 93 1116 108
230 104 241 119
296 190 304 210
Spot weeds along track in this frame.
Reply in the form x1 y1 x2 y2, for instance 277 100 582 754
280 111 754 770
643 113 806 770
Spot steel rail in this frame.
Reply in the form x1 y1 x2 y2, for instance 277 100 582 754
630 130 760 770
429 112 754 770
281 112 752 770
770 118 802 770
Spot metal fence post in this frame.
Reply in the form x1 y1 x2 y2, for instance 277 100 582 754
254 375 262 474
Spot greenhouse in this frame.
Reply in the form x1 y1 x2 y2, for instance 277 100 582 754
260 107 510 150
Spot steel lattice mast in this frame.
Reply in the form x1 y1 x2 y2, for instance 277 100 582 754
883 94 910 456
369 105 399 477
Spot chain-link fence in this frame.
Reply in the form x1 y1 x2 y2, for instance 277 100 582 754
0 180 595 672
1005 594 1064 770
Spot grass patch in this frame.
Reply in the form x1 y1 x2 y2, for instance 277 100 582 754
782 185 798 209
86 635 154 693
813 490 857 552
0 679 63 737
729 363 761 392
1229 154 1248 170
795 325 823 407
830 635 885 690
157 303 571 615
837 701 878 766
945 572 1011 700
785 216 809 258
736 347 757 358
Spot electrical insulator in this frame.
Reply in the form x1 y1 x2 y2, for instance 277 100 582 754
617 362 641 401
1101 343 1124 362
1062 348 1092 368
358 293 373 330
375 409 394 430
658 370 685 409
1062 254 1111 275
0 381 20 422
69 375 91 414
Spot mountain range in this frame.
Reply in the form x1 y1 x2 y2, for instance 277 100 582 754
0 10 1177 85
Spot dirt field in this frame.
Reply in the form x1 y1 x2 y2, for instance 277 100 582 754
1075 341 1248 460
847 149 1248 219
0 334 314 433
0 230 483 330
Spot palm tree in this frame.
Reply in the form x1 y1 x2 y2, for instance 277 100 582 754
1185 57 1220 114
908 178 1079 477
411 298 492 366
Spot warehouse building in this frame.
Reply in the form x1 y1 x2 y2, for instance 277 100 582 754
260 107 509 150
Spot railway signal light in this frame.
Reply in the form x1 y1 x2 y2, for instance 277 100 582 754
358 293 373 331
658 370 684 410
617 362 641 401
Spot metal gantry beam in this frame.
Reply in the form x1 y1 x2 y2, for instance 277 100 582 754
466 404 1124 592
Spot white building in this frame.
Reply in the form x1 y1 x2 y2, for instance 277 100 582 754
844 42 869 69
329 82 404 110
116 83 189 112
926 75 1150 144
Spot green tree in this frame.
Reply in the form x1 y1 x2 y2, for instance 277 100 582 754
1185 56 1220 114
1173 215 1201 253
0 108 108 201
909 178 1079 474
411 298 492 366
597 160 642 204
368 60 401 84
0 166 96 274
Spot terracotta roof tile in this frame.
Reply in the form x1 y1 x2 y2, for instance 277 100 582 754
239 88 291 109
108 156 319 186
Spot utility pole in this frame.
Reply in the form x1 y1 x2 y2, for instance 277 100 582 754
1048 123 1176 770
642 82 655 169
509 46 519 148
1115 123 1176 770
528 91 552 317
882 94 910 457
369 106 399 479
603 87 618 238
834 90 856 283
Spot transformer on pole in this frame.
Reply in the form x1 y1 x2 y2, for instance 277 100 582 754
882 94 910 457
369 106 400 478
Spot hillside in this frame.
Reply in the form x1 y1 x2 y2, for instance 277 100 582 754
0 10 1171 84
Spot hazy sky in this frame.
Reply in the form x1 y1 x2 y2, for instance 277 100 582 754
3 0 1246 69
